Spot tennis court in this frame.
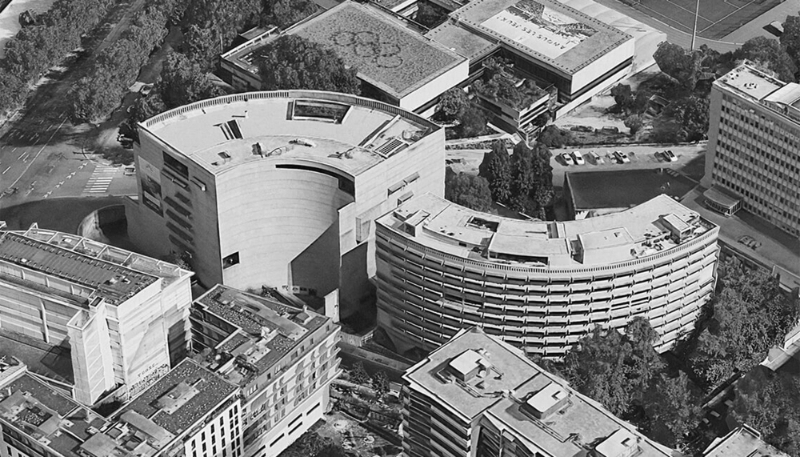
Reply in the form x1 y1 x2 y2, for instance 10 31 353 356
620 0 783 39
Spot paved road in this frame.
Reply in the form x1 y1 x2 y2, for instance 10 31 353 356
447 142 706 188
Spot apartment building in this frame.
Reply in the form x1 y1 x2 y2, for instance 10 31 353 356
190 285 341 457
401 327 673 457
126 90 444 318
0 225 193 405
703 63 800 238
376 193 719 358
0 366 110 457
703 425 788 457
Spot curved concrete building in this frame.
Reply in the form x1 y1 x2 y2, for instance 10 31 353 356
125 91 444 317
375 193 719 357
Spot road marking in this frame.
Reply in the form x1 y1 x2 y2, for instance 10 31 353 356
2 167 10 174
7 116 68 191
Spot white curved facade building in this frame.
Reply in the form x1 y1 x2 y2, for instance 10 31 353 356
375 193 719 358
125 91 444 317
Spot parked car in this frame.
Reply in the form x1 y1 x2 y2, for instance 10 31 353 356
588 150 603 164
737 235 761 249
614 150 630 163
572 150 584 165
662 149 677 162
561 152 574 165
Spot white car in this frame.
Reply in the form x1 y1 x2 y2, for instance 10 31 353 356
662 149 678 162
614 150 630 163
572 150 584 165
561 152 574 165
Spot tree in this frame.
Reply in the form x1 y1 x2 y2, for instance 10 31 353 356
438 88 469 122
736 36 797 82
372 370 390 399
350 361 371 386
508 141 553 219
538 125 573 148
653 42 703 90
261 0 318 29
445 172 493 212
643 372 702 448
781 14 800 71
415 1 446 28
159 52 225 109
624 114 644 135
689 257 800 388
255 35 361 94
457 103 487 138
561 317 665 418
610 83 634 113
478 140 512 203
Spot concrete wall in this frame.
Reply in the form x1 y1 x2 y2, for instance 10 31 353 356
400 59 470 112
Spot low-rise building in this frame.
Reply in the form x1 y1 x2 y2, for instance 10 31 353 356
401 327 674 457
0 225 193 405
190 285 341 457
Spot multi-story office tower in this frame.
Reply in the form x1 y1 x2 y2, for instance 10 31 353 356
401 327 673 457
0 225 193 405
125 91 444 317
79 359 241 457
703 63 800 238
376 193 719 358
0 367 111 457
190 285 340 457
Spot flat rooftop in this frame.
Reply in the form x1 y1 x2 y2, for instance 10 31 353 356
717 64 785 101
704 426 788 457
425 22 497 61
0 373 107 457
141 91 437 177
378 193 716 268
0 227 190 306
566 169 696 211
404 328 671 456
0 332 74 385
195 285 330 386
446 0 631 74
120 359 237 437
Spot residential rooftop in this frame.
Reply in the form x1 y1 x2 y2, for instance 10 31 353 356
566 169 696 212
377 193 716 268
118 359 237 437
404 328 672 456
703 425 788 457
0 373 108 457
445 0 631 75
0 227 191 306
140 91 437 177
195 285 330 387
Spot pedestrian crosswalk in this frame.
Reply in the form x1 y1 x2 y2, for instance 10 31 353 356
83 166 118 194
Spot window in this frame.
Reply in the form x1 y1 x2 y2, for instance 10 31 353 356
223 252 240 269
163 151 189 178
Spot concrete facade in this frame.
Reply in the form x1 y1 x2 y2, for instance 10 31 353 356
125 91 444 318
0 225 193 405
375 194 719 358
703 63 800 238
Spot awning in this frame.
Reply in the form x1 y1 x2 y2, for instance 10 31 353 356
703 187 741 210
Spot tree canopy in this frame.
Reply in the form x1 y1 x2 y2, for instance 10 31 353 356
255 35 361 94
781 13 800 75
445 171 493 212
478 140 512 203
437 87 469 122
689 257 800 388
159 52 225 109
508 141 553 219
653 42 704 90
735 36 797 82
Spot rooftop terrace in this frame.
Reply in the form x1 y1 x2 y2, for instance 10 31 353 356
141 91 438 176
378 193 716 269
195 285 330 387
120 359 237 437
447 0 630 74
404 328 671 456
0 373 107 457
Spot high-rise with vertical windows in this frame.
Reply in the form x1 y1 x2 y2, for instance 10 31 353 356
703 63 800 238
